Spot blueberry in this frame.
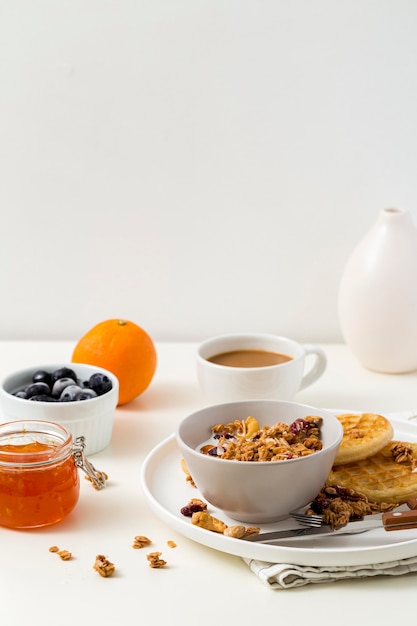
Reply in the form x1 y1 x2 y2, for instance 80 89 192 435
59 385 83 402
32 370 53 389
25 382 51 399
88 373 112 396
29 394 57 402
77 389 97 401
51 367 77 384
52 377 77 398
14 390 28 399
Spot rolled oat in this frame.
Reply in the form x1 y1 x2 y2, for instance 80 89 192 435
132 535 152 549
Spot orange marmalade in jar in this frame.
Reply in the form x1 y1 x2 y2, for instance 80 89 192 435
0 421 94 529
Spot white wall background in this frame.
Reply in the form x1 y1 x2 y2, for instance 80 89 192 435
1 1 417 342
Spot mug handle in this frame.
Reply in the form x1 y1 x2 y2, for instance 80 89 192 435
299 345 327 391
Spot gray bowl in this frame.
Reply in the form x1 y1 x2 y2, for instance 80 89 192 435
176 399 343 524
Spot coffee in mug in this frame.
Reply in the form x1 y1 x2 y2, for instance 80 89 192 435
207 349 292 368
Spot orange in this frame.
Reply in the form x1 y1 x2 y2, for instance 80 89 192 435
71 319 157 406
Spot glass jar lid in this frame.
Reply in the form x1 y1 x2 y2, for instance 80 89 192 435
0 420 106 489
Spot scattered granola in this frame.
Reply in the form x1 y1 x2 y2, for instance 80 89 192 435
146 551 167 568
167 540 177 548
201 415 323 462
85 471 109 490
180 498 208 517
181 500 260 539
132 535 152 549
191 511 228 533
48 545 72 560
93 554 115 577
180 458 196 487
185 474 196 487
223 525 246 538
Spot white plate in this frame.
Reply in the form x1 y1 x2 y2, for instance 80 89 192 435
140 414 417 567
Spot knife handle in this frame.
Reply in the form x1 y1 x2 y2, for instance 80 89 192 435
382 509 417 531
406 496 417 510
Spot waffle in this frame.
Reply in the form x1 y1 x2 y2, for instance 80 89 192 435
333 413 394 465
327 441 417 504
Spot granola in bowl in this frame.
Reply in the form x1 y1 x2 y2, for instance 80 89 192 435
200 415 323 462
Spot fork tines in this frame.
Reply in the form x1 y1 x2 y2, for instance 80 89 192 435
290 513 323 527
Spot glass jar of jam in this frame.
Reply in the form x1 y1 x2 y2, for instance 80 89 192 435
0 420 106 529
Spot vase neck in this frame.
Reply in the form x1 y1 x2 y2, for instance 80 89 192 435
377 207 413 229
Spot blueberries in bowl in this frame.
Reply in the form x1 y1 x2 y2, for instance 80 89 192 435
13 367 113 403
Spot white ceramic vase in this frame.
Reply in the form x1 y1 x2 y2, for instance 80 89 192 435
338 207 417 373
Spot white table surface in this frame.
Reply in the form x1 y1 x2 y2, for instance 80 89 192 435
1 341 417 625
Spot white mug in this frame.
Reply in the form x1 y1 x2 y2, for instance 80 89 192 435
196 333 327 403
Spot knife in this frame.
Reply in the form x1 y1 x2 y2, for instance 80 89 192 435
243 509 417 543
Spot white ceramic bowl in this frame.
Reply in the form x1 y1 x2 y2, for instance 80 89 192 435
0 363 119 455
176 400 343 524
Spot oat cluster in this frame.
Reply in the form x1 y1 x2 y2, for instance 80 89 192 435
307 485 398 528
202 415 323 462
93 554 116 577
85 470 109 490
390 442 417 469
146 551 167 568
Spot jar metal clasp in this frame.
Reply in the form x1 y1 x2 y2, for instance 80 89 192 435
72 436 107 490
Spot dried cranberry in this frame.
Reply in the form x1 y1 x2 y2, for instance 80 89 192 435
289 418 310 435
180 502 206 517
310 496 331 513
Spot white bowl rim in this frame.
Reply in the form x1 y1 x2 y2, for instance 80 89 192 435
176 399 343 466
0 363 119 406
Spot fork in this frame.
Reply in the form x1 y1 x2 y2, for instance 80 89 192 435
290 511 327 527
289 511 375 529
291 496 417 528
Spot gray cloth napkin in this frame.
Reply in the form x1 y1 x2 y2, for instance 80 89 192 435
244 410 417 589
243 556 417 589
